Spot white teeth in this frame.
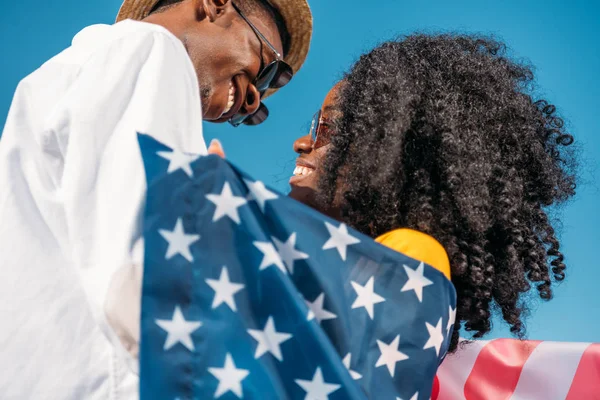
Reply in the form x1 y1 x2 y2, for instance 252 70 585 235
223 82 236 114
293 166 314 177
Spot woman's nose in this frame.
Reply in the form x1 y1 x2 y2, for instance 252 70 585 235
293 134 313 154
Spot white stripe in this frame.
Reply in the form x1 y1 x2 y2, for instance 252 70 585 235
509 341 590 400
436 339 489 400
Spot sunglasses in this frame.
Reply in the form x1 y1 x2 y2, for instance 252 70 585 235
229 2 294 127
309 110 335 149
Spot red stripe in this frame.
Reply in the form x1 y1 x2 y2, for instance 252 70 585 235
463 339 541 400
431 375 440 400
566 343 600 400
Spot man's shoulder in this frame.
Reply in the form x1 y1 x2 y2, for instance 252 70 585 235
55 20 187 68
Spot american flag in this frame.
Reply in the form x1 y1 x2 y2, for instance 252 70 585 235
137 133 457 399
435 338 600 400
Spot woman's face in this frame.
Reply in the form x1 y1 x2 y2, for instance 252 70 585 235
288 83 343 212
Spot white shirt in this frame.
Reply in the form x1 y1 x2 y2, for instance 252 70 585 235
0 20 206 399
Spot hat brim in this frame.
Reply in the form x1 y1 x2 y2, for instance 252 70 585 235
116 0 313 100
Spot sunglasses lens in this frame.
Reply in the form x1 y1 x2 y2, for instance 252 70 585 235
229 113 246 127
242 103 269 126
255 61 294 92
271 63 293 89
310 110 320 142
255 62 279 92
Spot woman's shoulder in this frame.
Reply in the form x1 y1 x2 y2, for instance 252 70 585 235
375 228 451 280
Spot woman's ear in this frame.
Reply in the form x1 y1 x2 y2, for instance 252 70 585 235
196 0 230 22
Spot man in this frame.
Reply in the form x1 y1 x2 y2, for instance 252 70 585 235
0 0 312 398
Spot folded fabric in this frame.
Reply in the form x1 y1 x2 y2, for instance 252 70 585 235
435 338 600 399
138 133 457 400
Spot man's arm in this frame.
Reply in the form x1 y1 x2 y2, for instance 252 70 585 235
50 26 206 374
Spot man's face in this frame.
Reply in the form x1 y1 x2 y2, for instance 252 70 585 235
184 3 283 122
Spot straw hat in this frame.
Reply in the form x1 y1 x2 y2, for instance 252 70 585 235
116 0 313 99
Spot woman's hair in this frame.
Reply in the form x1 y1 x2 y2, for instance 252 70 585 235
319 34 578 352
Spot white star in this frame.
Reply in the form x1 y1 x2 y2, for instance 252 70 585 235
158 218 200 262
253 241 286 273
157 149 200 177
424 317 445 356
205 266 245 312
155 306 202 351
244 179 278 212
375 335 409 377
401 262 433 302
208 353 249 399
342 353 362 380
273 233 309 274
447 305 456 335
350 277 385 319
295 367 341 400
247 316 293 361
322 222 360 261
206 182 247 224
396 393 419 400
305 293 337 324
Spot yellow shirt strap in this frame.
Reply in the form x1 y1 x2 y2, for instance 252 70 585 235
375 228 451 280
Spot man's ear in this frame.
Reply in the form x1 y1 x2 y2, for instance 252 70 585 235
196 0 230 22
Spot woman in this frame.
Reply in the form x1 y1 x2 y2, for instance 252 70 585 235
289 34 577 352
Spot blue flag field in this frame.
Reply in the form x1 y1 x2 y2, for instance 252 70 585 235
138 133 457 400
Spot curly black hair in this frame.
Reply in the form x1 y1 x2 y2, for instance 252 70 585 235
318 34 578 352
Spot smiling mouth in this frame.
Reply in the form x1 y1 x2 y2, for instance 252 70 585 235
223 80 237 115
292 165 314 177
289 163 316 185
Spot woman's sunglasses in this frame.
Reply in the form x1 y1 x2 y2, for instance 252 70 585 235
229 2 294 127
309 110 335 149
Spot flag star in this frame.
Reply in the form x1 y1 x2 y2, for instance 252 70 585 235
155 306 202 351
447 305 456 335
397 393 419 400
208 353 249 399
206 182 247 224
342 353 362 380
244 178 278 212
424 317 445 357
205 266 245 312
305 293 337 324
401 262 433 302
350 277 385 319
376 335 409 377
157 149 200 177
295 367 341 400
247 316 293 361
253 241 286 273
158 218 200 262
322 222 360 261
273 233 309 274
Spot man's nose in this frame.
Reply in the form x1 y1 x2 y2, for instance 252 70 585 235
238 84 261 116
293 134 313 154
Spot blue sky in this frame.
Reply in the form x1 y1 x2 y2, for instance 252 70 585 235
1 0 599 342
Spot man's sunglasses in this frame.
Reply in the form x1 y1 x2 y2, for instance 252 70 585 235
309 110 335 149
229 2 293 127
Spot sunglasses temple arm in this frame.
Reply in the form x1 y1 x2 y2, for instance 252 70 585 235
231 2 282 59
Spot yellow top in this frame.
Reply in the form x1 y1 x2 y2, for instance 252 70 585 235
375 228 451 280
